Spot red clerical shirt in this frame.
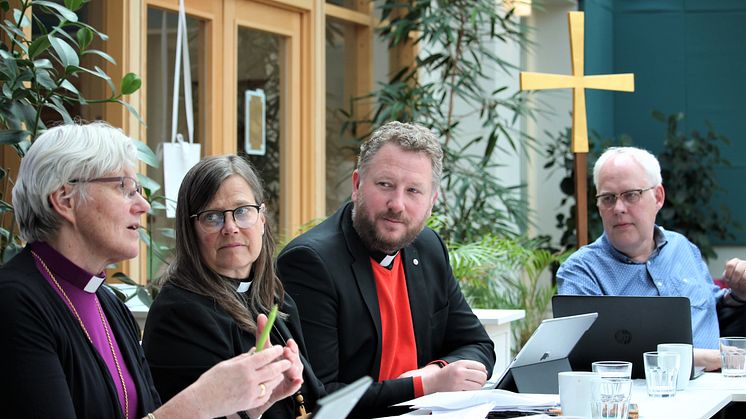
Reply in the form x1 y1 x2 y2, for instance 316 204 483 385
371 254 425 396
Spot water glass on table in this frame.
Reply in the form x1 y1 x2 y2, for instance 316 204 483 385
590 378 632 419
643 351 679 397
592 361 632 380
720 337 746 378
657 343 693 390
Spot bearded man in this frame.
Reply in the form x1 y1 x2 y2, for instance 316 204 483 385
277 121 494 417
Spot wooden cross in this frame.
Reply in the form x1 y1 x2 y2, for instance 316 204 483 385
519 11 634 247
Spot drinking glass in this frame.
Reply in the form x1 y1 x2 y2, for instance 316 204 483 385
643 351 679 397
720 337 746 378
592 361 632 380
591 378 632 419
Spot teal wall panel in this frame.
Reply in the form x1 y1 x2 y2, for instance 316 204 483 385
581 0 746 243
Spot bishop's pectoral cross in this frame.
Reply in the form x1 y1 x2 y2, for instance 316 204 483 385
520 11 634 247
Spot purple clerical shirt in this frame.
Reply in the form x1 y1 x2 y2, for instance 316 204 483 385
30 242 138 419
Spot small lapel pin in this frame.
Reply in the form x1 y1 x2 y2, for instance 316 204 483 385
413 258 419 266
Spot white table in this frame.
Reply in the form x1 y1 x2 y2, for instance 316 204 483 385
632 372 746 418
473 309 526 378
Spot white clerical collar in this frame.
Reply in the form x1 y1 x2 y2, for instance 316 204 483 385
236 281 252 293
83 275 106 293
378 252 399 267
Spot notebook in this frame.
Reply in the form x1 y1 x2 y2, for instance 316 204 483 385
494 312 598 394
312 375 372 419
552 295 693 379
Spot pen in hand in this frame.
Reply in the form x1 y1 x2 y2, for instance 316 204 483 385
255 304 278 352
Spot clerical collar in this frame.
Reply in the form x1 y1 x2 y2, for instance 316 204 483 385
221 275 252 293
370 250 399 268
29 242 106 293
236 281 252 293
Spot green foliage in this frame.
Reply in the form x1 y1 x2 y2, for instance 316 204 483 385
342 0 534 243
544 112 738 260
654 111 741 260
544 127 632 249
449 233 569 351
0 0 163 306
0 0 143 148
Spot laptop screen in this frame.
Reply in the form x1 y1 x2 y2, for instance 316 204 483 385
552 295 693 378
312 376 372 419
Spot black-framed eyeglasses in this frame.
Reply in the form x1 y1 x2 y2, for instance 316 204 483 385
596 186 655 209
191 203 265 232
69 176 143 199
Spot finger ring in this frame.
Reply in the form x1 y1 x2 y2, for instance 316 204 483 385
259 383 266 397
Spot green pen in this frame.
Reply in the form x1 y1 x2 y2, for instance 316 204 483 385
255 304 278 352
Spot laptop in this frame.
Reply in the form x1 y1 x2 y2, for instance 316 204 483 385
494 312 597 394
552 295 693 379
312 375 372 419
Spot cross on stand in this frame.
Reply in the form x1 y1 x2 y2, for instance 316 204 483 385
520 11 634 247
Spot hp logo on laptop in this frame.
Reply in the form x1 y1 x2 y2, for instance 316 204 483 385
615 329 632 344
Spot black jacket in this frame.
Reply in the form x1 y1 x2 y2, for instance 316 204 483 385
277 202 495 416
0 249 161 418
142 283 326 419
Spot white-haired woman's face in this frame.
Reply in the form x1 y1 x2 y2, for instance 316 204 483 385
72 167 150 270
194 175 265 279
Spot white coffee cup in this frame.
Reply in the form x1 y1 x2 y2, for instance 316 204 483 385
558 371 600 417
658 343 693 390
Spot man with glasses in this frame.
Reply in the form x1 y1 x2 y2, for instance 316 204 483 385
557 146 746 370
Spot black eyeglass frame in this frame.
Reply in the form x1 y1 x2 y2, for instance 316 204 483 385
69 176 143 197
190 203 265 230
595 186 656 208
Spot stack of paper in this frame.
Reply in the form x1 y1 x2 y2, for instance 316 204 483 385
389 389 559 418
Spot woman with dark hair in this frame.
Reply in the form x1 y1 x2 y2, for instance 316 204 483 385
143 155 325 419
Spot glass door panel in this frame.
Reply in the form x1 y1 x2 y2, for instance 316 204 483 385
233 1 302 237
236 28 282 235
145 7 204 278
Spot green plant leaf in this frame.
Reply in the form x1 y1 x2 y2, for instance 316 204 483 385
131 137 159 168
13 8 30 27
76 27 93 50
64 0 85 12
116 99 144 124
49 35 80 68
137 287 153 306
137 174 161 194
34 68 56 90
0 129 29 145
1 23 27 44
28 35 50 61
47 97 74 124
159 228 176 239
112 272 138 286
35 1 78 22
120 72 142 95
59 79 79 95
33 58 53 69
81 48 116 65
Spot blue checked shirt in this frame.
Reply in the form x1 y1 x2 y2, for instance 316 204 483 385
557 226 723 349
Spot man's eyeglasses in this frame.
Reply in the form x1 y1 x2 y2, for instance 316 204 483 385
191 204 265 233
70 176 143 199
596 186 655 209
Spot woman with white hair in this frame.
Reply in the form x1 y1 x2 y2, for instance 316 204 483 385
0 122 300 419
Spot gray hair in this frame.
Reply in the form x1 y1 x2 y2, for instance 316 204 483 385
357 121 443 189
13 122 138 242
593 146 662 188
